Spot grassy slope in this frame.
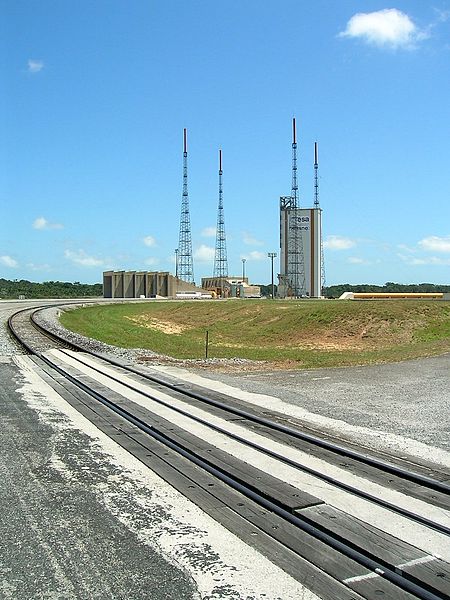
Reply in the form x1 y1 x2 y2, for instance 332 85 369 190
60 300 450 368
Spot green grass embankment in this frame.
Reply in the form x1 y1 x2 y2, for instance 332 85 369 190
60 300 450 369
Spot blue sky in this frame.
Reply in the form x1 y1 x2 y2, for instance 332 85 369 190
2 1 450 286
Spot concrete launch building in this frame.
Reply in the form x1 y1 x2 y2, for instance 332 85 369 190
278 204 322 298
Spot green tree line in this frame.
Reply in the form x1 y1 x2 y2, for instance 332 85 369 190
0 278 102 299
323 282 450 299
2 278 448 300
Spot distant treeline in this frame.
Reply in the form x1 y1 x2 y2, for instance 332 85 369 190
323 282 450 299
256 282 450 299
0 278 102 299
2 278 448 300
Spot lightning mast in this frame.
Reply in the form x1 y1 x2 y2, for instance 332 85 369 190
287 117 305 297
213 149 228 278
314 142 319 208
177 128 195 284
314 141 326 290
292 117 298 205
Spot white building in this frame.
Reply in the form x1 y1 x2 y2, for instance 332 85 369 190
278 205 322 298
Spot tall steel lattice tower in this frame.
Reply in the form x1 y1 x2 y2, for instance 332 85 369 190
286 117 306 297
213 149 228 278
177 128 195 284
314 141 326 289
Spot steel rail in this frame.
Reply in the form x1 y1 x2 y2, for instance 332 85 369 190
56 347 450 538
32 305 450 496
21 349 450 600
9 306 449 599
24 304 450 497
8 303 94 353
12 306 450 535
17 304 450 500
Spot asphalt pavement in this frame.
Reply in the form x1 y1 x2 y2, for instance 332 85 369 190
0 358 198 600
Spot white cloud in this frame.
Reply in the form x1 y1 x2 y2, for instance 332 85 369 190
28 59 44 73
194 245 215 262
339 9 426 49
64 249 105 267
33 216 64 230
347 257 366 264
397 243 416 253
27 262 51 271
241 251 266 261
0 255 18 268
324 235 356 250
418 236 450 253
399 254 450 266
143 235 156 247
144 257 159 267
201 226 216 238
242 231 264 246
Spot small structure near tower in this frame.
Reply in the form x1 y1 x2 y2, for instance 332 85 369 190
201 275 261 299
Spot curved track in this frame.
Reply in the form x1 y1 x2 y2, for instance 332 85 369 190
8 303 450 600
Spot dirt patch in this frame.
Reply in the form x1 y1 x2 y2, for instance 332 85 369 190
125 315 187 335
284 318 417 350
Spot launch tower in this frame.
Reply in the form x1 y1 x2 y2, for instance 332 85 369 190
278 121 323 298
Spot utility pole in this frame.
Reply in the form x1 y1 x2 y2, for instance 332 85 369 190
175 249 179 278
314 141 326 292
268 252 277 299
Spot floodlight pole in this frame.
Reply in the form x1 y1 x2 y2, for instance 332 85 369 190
242 258 246 281
268 252 277 299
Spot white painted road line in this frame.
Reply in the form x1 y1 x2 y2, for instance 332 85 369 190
396 555 438 569
343 556 438 584
343 571 382 584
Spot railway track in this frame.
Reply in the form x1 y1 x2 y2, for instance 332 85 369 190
8 304 450 600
